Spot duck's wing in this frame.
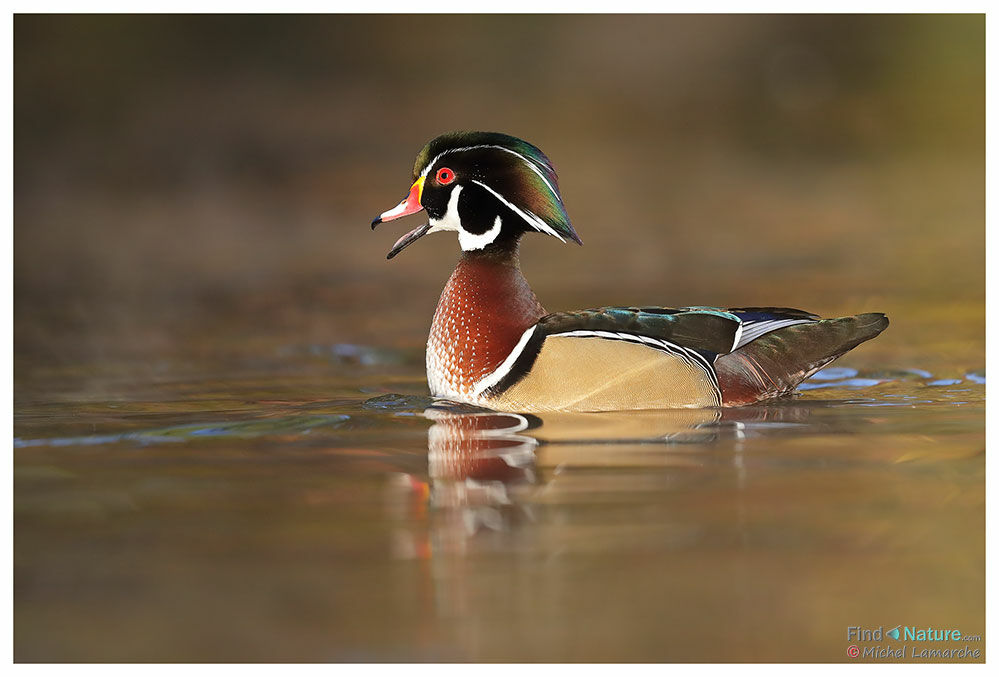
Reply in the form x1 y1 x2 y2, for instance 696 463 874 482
476 306 744 410
536 306 745 354
474 305 888 412
515 305 823 360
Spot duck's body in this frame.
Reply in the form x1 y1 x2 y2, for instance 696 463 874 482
373 131 888 412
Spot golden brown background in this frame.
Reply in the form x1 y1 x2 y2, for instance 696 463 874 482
16 14 983 381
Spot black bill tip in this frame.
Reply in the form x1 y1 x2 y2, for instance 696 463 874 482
386 223 431 260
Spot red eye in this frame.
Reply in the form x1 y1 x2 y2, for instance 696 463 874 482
436 167 455 185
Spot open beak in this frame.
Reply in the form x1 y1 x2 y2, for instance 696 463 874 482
371 176 425 227
371 176 430 259
385 223 431 260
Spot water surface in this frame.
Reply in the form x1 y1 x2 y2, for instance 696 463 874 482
14 349 984 662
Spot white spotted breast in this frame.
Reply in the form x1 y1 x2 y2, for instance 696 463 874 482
426 253 546 404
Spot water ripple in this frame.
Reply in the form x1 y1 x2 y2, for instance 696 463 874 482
15 414 352 449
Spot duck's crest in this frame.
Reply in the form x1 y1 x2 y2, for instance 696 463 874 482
413 131 581 245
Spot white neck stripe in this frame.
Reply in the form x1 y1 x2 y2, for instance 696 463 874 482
471 325 538 396
458 215 503 251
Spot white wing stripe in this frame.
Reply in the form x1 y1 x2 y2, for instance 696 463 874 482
736 319 813 348
731 323 744 353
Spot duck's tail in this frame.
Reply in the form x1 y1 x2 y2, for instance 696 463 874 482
715 313 889 406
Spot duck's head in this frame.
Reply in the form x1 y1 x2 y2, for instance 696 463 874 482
371 131 582 259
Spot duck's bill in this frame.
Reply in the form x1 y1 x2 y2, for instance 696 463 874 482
386 223 431 259
371 177 425 227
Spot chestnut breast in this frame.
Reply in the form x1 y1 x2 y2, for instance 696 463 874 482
427 254 546 401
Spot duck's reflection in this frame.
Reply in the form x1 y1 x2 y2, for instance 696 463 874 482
395 403 813 545
388 403 816 624
427 408 538 490
424 408 539 538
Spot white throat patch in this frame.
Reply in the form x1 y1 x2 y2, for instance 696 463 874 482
427 184 504 251
427 184 463 234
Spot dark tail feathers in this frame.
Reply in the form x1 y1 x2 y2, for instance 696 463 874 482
716 313 889 405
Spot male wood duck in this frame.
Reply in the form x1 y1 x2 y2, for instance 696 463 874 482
372 131 888 412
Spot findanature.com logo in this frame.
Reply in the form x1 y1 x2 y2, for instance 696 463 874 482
845 625 982 660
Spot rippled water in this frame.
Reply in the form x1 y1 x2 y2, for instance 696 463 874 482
14 347 984 662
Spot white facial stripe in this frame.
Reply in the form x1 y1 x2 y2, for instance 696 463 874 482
523 207 563 239
421 144 563 206
458 215 503 251
427 184 463 233
470 180 565 241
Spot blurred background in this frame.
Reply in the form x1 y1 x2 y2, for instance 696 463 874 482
14 15 985 663
15 14 983 390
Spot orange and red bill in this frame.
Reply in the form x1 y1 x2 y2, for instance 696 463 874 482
371 176 429 259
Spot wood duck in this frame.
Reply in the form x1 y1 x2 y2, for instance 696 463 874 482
372 131 888 412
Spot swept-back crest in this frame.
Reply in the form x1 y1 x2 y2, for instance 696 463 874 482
413 131 581 245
